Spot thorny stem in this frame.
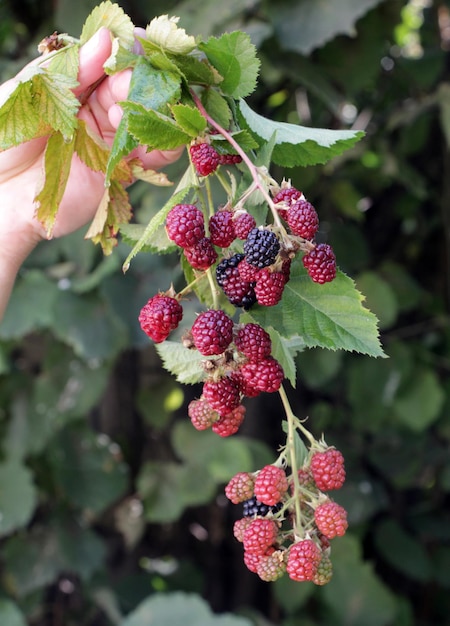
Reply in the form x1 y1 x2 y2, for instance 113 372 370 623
190 89 284 229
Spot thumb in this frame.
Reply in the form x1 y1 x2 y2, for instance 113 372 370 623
74 27 112 95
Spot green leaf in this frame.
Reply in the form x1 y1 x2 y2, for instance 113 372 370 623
120 592 252 626
355 271 398 330
80 0 135 48
34 71 80 138
322 534 397 626
125 103 192 149
374 519 432 583
0 600 27 626
106 113 138 183
170 103 207 136
75 119 114 174
122 57 182 112
46 43 80 81
48 422 129 514
137 461 187 523
155 341 207 385
201 89 232 129
122 183 193 271
267 0 385 55
210 129 259 154
3 520 106 596
247 261 384 357
393 367 445 432
174 54 220 86
106 57 182 181
200 32 260 98
34 131 76 236
0 270 59 339
0 77 50 150
53 290 128 361
0 460 37 537
171 421 253 482
238 99 364 167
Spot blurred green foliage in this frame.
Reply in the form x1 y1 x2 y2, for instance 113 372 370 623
1 1 450 625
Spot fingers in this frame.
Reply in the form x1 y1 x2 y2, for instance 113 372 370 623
74 27 113 95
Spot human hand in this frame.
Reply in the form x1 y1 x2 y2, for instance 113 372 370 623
0 27 182 256
0 27 182 319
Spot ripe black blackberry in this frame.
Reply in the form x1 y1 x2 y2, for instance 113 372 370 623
216 254 256 309
243 495 282 517
243 228 280 268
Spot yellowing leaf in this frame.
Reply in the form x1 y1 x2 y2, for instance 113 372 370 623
35 72 80 139
75 120 132 183
0 80 50 150
130 162 173 186
80 1 135 49
34 132 76 236
146 15 196 55
85 181 132 254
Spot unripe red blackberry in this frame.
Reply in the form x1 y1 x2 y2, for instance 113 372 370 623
225 472 255 504
310 448 346 491
272 186 303 220
244 227 280 268
212 404 246 436
166 204 205 248
202 376 241 416
233 517 253 542
230 370 261 398
312 554 333 586
256 550 286 582
218 152 243 165
183 237 217 270
189 142 219 176
209 210 236 247
240 356 284 393
235 323 272 363
188 398 218 430
314 501 348 539
191 309 234 356
286 539 322 582
138 294 183 343
237 258 259 283
243 518 279 555
272 186 303 206
254 465 288 506
233 212 256 239
303 243 337 284
286 199 319 240
255 269 286 306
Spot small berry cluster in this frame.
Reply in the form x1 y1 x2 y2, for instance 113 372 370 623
185 317 284 436
272 182 337 284
225 445 347 584
189 141 242 177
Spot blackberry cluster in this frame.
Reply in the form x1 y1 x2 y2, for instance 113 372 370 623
225 444 348 584
184 319 284 433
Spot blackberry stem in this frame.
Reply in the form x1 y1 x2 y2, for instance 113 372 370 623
278 385 315 538
190 90 284 229
206 267 219 309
